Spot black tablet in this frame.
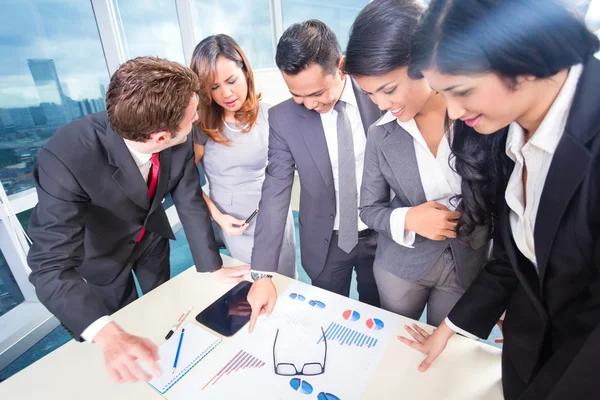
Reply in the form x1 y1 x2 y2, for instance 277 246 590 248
196 280 252 337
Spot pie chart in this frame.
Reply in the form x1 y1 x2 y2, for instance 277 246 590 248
289 293 306 301
290 378 313 394
317 392 340 400
365 318 384 330
309 300 326 308
342 309 360 321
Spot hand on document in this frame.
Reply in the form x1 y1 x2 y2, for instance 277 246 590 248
247 277 277 333
94 321 162 383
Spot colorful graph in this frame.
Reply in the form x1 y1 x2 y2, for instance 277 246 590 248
289 293 326 308
289 293 306 301
342 309 360 321
365 318 385 330
317 392 341 400
201 350 265 390
309 300 326 308
318 322 379 348
290 378 314 394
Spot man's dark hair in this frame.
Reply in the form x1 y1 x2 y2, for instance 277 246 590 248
275 19 342 75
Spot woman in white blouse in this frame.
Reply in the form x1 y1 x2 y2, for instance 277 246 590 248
399 0 600 399
343 0 492 327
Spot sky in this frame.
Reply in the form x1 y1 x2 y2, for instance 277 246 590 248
0 0 371 109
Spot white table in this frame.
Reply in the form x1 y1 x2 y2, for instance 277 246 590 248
0 255 503 399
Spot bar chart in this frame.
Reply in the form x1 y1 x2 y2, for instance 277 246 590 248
201 349 265 390
318 321 379 348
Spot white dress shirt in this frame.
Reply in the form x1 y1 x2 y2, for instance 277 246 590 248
375 112 462 247
80 142 152 342
446 64 583 340
320 78 368 231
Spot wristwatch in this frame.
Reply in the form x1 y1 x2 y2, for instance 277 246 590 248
251 271 273 281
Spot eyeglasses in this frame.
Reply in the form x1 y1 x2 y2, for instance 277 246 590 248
273 326 327 376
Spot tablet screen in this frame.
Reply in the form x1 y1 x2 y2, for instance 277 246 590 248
195 280 252 337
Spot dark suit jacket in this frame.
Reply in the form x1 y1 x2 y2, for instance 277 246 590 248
27 112 221 339
448 57 600 399
251 79 380 277
360 119 491 289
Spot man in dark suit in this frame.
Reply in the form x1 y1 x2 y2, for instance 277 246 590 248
27 57 248 383
247 20 381 330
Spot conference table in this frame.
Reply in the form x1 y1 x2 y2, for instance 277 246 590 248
0 255 503 399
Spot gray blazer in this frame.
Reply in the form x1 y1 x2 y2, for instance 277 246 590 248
359 118 491 289
251 79 381 277
27 112 221 339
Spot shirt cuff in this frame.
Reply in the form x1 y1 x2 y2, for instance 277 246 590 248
444 317 480 340
81 316 112 342
390 207 416 248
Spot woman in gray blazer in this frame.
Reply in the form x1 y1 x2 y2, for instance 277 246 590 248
343 0 491 326
189 34 297 280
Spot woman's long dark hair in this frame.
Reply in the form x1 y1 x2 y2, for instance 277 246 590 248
343 0 424 76
409 0 600 236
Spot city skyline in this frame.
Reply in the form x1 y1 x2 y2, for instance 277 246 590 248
0 57 106 196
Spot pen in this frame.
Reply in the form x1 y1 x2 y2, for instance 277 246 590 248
172 328 185 374
165 306 192 340
243 208 259 226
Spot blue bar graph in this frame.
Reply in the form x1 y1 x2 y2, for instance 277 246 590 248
318 322 378 349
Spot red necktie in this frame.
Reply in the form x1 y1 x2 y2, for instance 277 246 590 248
137 152 161 242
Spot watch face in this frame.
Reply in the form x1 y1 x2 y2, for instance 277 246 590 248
251 272 271 280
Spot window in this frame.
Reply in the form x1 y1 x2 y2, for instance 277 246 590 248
113 0 186 65
0 0 110 196
192 0 275 69
0 249 24 317
281 0 370 50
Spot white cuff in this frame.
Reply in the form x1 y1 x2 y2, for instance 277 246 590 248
444 317 480 340
81 316 112 342
499 311 506 321
390 207 416 248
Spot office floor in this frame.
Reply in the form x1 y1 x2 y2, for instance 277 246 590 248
0 211 502 382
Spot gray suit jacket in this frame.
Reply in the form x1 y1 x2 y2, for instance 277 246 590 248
251 79 381 277
359 118 491 289
27 112 221 339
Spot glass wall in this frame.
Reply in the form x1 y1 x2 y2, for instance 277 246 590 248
281 0 370 50
192 0 275 69
0 0 110 196
0 249 24 317
113 0 187 65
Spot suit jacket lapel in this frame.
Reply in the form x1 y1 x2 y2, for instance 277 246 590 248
379 123 427 206
105 127 150 210
498 171 548 318
535 57 600 285
297 109 335 197
351 77 381 134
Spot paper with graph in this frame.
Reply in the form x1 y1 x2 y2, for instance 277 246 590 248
169 281 396 399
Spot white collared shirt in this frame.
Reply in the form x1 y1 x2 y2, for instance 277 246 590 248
505 64 583 269
320 78 368 231
376 112 462 247
124 141 153 183
446 64 583 340
80 142 153 342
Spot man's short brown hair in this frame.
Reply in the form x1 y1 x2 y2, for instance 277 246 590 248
106 56 200 142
